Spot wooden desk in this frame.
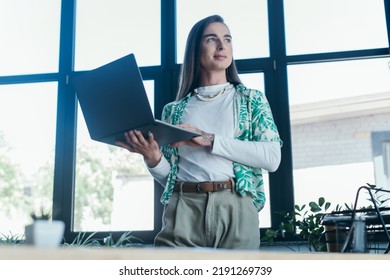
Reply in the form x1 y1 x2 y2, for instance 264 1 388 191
1 246 390 260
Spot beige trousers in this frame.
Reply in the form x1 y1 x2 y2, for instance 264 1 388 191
154 187 260 250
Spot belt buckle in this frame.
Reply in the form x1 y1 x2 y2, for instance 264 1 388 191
216 182 225 191
196 183 202 192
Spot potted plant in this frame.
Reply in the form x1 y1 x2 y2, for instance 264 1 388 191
262 197 335 252
322 183 390 253
25 207 65 248
262 183 389 253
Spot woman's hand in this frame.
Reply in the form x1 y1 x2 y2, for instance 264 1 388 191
171 124 215 148
116 130 162 168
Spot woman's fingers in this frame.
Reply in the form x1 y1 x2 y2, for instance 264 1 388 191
120 130 160 153
133 130 149 145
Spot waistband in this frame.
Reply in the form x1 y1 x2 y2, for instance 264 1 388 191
174 180 233 193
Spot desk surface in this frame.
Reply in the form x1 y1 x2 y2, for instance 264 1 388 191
1 246 390 260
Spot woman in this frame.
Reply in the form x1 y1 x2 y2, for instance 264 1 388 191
117 15 282 249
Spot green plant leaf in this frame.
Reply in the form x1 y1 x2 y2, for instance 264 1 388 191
265 229 278 238
318 197 325 207
309 201 321 213
296 204 307 212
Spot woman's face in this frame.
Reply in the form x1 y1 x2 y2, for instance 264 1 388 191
200 22 233 73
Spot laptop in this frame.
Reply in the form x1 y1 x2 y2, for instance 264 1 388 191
72 53 201 147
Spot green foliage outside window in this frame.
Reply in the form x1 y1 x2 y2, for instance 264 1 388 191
0 130 149 234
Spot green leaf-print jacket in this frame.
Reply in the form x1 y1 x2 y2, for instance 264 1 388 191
160 84 282 212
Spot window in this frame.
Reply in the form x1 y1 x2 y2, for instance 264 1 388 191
74 0 161 70
0 0 61 75
0 0 61 237
284 0 388 55
288 58 390 207
0 83 57 235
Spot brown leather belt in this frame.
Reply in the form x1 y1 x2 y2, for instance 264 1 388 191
174 180 233 193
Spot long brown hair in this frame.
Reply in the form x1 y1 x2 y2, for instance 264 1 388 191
176 15 242 100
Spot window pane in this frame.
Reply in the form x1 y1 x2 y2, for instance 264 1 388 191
288 58 390 105
0 0 61 75
74 81 155 231
288 58 390 209
75 0 161 70
239 72 271 228
176 0 269 63
0 83 57 236
284 0 388 55
239 72 265 94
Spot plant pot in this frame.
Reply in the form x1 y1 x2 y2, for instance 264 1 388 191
25 220 65 248
324 225 347 252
